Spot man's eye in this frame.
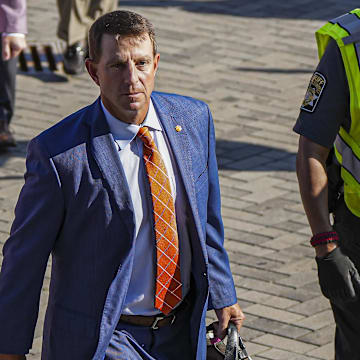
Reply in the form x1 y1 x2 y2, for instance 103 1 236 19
137 61 148 67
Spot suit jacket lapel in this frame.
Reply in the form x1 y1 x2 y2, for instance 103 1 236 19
87 99 135 238
151 94 201 230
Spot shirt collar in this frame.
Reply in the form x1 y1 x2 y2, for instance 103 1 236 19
101 98 162 150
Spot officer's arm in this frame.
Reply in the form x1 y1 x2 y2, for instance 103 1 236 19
296 135 337 257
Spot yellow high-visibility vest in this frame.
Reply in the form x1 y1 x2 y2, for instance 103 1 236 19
316 9 360 217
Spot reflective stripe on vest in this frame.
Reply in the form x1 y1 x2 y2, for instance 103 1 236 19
334 134 360 185
316 9 360 216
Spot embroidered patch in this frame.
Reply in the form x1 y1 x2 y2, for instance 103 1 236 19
300 71 326 113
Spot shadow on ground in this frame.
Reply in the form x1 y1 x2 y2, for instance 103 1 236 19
216 140 296 172
18 70 68 83
234 67 313 74
119 0 359 20
0 139 295 172
0 140 29 166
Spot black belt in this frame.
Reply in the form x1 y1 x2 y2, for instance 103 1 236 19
119 297 190 330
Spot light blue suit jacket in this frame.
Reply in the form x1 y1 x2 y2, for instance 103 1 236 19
0 92 237 359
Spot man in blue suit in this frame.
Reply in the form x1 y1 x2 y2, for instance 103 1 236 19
0 10 244 360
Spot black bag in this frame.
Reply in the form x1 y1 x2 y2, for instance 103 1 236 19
206 322 252 360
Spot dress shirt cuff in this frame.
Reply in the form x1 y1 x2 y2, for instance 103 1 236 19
2 32 26 38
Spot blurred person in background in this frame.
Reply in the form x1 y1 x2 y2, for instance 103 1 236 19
0 0 27 148
57 0 116 74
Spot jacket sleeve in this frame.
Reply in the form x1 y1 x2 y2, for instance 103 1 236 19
0 0 27 34
0 137 64 354
205 105 237 310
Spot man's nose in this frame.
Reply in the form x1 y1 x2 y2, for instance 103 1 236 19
124 62 139 86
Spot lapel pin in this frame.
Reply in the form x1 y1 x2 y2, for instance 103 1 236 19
175 125 182 132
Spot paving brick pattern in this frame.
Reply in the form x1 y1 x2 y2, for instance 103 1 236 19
0 0 359 358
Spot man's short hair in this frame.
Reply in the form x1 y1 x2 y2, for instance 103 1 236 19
88 10 157 62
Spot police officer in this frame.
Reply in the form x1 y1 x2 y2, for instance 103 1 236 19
294 9 360 359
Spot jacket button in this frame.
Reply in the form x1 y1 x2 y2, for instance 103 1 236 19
203 272 207 277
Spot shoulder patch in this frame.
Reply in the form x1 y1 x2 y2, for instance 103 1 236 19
300 71 326 113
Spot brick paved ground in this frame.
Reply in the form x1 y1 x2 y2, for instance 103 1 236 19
0 0 359 358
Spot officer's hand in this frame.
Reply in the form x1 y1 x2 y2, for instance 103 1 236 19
214 303 245 340
0 355 26 360
316 247 360 303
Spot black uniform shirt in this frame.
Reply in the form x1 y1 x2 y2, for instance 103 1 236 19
293 39 351 148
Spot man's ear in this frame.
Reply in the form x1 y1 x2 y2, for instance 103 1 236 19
153 53 160 76
85 58 100 86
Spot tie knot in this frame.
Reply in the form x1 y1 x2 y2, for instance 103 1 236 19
137 126 154 148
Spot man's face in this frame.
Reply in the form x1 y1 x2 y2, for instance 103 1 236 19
86 33 159 125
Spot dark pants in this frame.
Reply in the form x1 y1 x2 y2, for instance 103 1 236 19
105 301 195 360
0 35 17 124
332 199 360 360
57 0 117 45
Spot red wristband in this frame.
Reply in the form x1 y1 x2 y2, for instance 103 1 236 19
310 231 339 247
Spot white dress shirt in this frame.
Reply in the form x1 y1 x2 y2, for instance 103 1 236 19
101 99 192 315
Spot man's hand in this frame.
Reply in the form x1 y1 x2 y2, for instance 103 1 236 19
1 35 26 61
316 247 360 304
0 355 26 360
214 303 244 339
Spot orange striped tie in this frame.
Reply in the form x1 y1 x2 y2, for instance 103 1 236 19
137 126 182 315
